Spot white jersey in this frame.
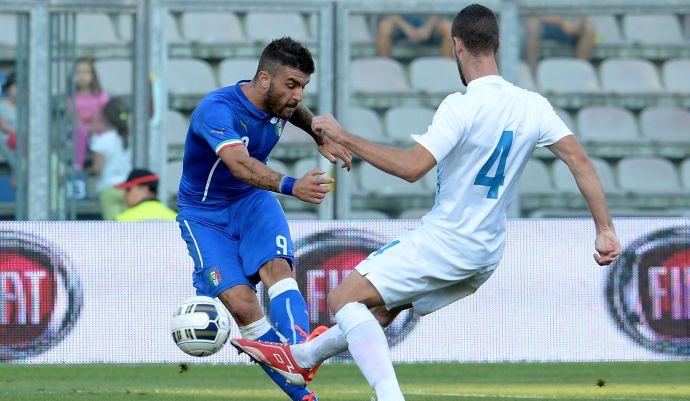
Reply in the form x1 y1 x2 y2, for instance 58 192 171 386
411 75 571 269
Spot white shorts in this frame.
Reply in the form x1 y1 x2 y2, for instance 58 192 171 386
355 233 497 316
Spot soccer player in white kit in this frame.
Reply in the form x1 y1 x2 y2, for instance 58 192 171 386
231 4 622 400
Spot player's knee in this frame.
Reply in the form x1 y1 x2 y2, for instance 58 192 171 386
378 18 395 36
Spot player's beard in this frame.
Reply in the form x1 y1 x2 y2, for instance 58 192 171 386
265 82 296 119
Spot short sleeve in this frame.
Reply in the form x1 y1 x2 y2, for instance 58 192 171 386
195 101 244 155
537 99 572 147
411 94 466 162
89 131 117 154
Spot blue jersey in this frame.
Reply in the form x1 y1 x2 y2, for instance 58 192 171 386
178 81 287 208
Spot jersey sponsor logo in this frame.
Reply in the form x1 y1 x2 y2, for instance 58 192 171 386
207 268 222 286
274 119 284 137
261 229 419 358
0 231 82 361
607 226 690 355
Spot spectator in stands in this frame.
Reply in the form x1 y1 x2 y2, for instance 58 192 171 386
115 168 177 222
524 15 596 72
0 72 17 171
377 14 453 58
73 57 110 170
88 98 132 220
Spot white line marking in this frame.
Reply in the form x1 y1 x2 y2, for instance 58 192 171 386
202 158 222 202
183 219 203 269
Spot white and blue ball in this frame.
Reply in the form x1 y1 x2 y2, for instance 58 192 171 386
171 296 231 357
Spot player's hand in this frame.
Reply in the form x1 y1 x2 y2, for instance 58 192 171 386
593 229 621 266
317 135 352 171
293 168 334 204
312 113 348 144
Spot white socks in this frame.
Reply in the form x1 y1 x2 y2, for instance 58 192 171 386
267 278 300 298
238 317 272 340
335 302 405 401
291 325 348 368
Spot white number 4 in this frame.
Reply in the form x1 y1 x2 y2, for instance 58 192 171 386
276 235 288 255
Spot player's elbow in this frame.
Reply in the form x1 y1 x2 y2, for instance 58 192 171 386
401 165 426 183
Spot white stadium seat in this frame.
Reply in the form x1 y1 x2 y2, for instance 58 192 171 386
576 106 642 143
639 107 690 144
293 157 329 178
554 108 576 133
164 110 188 147
599 58 663 93
266 159 290 176
589 15 626 44
358 163 427 195
245 12 311 42
681 159 690 191
280 122 312 144
0 14 17 46
349 14 373 43
347 108 386 141
94 59 132 96
409 57 465 94
662 58 690 93
350 58 411 93
181 12 245 43
384 106 435 142
119 13 182 43
218 58 259 86
623 14 685 45
166 160 183 200
517 60 537 91
617 157 683 195
399 208 429 219
537 58 600 93
76 14 121 45
518 159 556 195
349 209 389 219
168 59 217 95
552 158 621 195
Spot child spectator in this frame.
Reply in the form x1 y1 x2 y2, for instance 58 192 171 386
73 57 109 170
88 98 132 220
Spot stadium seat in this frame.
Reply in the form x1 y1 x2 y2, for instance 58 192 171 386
0 14 17 46
94 59 132 96
218 58 258 86
164 110 188 147
181 12 245 43
349 209 390 219
166 160 183 200
662 58 690 93
280 122 313 143
285 211 318 220
167 59 217 95
681 159 690 190
537 58 599 93
347 108 386 141
552 158 621 194
409 57 465 94
617 157 683 194
554 108 576 133
599 59 663 93
384 106 435 142
623 14 685 45
518 159 556 195
76 13 121 45
358 163 427 195
350 58 411 93
589 15 626 44
639 106 690 143
350 14 373 43
245 12 311 42
293 157 327 178
120 12 182 43
267 159 290 176
399 208 429 219
576 106 642 143
517 60 537 91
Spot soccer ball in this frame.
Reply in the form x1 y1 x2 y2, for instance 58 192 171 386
171 296 232 357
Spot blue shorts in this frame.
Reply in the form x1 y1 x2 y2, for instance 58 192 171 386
177 190 294 298
541 23 578 46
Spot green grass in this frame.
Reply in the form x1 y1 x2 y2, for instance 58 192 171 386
0 362 689 401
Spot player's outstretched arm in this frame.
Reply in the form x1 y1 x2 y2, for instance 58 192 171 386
312 113 436 182
548 135 621 265
289 104 352 170
219 144 333 204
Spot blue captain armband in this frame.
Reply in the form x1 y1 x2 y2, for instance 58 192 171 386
279 176 297 196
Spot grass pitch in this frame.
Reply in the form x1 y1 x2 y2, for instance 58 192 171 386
0 362 688 401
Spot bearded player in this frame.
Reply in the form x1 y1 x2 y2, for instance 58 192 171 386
231 5 621 401
176 37 351 401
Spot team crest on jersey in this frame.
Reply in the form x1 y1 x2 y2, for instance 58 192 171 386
207 268 222 286
274 119 284 137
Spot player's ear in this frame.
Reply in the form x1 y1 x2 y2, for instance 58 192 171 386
257 70 271 89
452 36 463 58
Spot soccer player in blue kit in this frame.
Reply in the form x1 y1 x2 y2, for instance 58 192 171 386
176 37 352 401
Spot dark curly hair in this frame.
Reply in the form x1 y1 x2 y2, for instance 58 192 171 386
451 4 500 56
256 36 315 78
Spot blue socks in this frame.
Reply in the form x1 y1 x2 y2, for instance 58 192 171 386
239 317 313 401
268 278 310 344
